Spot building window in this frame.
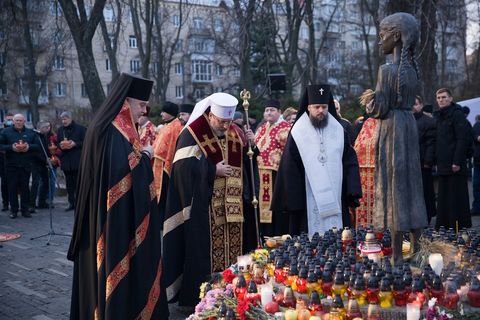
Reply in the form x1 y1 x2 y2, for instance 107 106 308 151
232 67 240 77
194 88 205 99
55 83 66 96
81 83 87 97
301 27 308 39
173 15 180 27
130 59 141 73
193 17 203 30
152 62 159 74
214 19 223 32
175 39 183 52
214 87 223 93
0 52 6 66
175 86 184 98
215 64 223 76
106 59 111 71
174 63 183 75
104 5 115 21
53 56 64 70
129 35 137 48
192 60 212 82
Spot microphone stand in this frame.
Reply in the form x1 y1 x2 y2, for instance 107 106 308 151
30 132 71 245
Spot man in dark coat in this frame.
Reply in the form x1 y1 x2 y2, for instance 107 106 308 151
67 73 168 320
472 114 480 216
162 92 258 307
271 84 362 236
434 88 472 229
57 111 86 211
413 95 437 223
0 113 13 211
0 114 40 218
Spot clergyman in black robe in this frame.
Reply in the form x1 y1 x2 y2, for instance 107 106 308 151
271 84 362 236
67 73 168 320
162 93 259 307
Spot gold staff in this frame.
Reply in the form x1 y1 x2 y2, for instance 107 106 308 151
240 89 261 248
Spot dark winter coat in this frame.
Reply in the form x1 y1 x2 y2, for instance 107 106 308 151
414 111 436 167
434 103 472 175
0 126 40 167
473 121 480 166
56 121 86 172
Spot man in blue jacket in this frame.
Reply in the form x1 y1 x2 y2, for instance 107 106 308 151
0 114 39 218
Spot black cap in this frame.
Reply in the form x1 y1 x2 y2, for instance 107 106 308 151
179 103 194 114
264 99 281 110
306 84 331 105
126 75 154 101
162 101 179 117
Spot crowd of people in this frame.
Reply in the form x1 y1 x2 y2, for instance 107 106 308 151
0 76 476 319
0 111 85 218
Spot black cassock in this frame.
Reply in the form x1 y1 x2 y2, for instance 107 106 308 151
68 76 168 320
271 130 362 235
162 122 258 307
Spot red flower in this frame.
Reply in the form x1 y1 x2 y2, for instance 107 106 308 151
223 269 236 284
236 300 250 320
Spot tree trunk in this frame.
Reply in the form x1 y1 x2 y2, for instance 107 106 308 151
58 0 106 113
19 0 39 125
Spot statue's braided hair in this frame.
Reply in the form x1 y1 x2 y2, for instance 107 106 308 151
380 13 420 106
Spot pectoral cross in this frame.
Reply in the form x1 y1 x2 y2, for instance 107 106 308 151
200 134 217 153
319 88 324 95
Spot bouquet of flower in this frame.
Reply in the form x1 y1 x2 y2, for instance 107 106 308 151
424 298 453 320
187 282 274 320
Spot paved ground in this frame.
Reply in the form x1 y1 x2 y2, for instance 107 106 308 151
0 195 191 320
1 193 479 320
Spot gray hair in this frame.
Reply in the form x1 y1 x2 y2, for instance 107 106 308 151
60 111 72 119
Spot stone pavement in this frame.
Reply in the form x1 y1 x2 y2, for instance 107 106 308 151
1 195 479 320
0 195 190 320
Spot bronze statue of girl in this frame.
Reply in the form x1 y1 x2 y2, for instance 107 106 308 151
367 12 428 266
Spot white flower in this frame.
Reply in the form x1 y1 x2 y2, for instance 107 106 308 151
428 297 438 308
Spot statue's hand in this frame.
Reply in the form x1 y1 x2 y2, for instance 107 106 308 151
366 99 375 114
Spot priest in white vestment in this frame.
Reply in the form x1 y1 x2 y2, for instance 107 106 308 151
271 84 362 236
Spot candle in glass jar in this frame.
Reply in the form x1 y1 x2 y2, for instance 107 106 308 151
261 286 273 307
406 303 420 320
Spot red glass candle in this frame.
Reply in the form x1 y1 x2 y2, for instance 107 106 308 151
468 278 480 307
443 291 459 310
393 289 408 306
281 286 296 308
308 291 323 313
407 291 426 307
296 277 308 294
274 259 286 284
235 275 248 301
367 287 380 304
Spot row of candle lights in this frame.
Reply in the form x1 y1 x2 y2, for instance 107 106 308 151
230 226 480 319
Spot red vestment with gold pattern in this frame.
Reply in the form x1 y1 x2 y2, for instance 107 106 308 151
353 118 378 228
254 120 291 226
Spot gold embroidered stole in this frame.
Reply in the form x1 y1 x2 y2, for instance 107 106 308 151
187 114 244 225
186 115 244 272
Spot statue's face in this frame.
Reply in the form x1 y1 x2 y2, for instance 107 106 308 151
378 28 399 55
